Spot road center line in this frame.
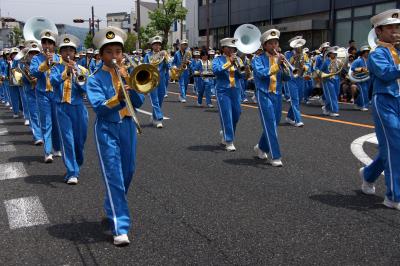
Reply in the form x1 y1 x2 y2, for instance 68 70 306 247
137 108 170 120
0 162 29 181
4 196 50 229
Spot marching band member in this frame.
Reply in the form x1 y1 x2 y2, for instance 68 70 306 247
9 47 22 118
208 49 216 97
253 29 284 167
30 29 62 163
77 50 86 67
0 51 5 104
2 49 11 107
320 46 341 117
190 50 201 95
315 42 330 108
302 48 314 104
21 43 43 145
196 50 214 107
286 38 307 127
144 35 170 128
360 9 400 209
50 34 89 184
86 48 95 72
86 26 145 245
172 39 191 103
351 45 371 111
91 49 102 73
212 37 242 152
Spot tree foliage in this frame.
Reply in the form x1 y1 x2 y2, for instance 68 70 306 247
84 32 93 49
147 0 188 48
124 32 138 53
138 25 159 49
10 27 23 46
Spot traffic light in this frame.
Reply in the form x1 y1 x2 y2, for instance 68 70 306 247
73 19 85 23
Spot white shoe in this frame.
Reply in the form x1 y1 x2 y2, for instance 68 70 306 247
24 120 30 126
155 121 163 128
66 177 78 185
359 167 375 195
34 139 44 146
242 98 249 103
329 112 339 117
305 101 311 105
254 144 268 159
285 117 295 125
44 154 53 163
225 142 236 152
164 94 168 98
322 106 329 116
360 107 368 112
383 197 400 210
179 96 186 103
270 159 283 167
196 102 202 107
12 114 19 119
53 151 62 157
5 102 10 107
207 104 214 108
294 122 304 127
252 95 257 103
113 234 130 246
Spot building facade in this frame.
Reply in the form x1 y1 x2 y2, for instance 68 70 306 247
198 0 399 51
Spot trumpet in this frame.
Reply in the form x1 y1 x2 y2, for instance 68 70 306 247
273 49 295 73
67 56 86 86
112 59 143 134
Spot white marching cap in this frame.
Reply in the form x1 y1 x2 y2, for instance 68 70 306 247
360 45 371 52
40 30 57 43
181 39 189 44
193 50 200 56
28 42 41 53
57 34 80 49
303 47 309 53
220 37 237 48
10 47 20 54
325 46 339 55
86 48 94 54
288 36 303 44
93 26 127 49
290 38 306 48
151 35 163 44
94 49 99 55
320 42 330 49
3 48 10 54
261 29 280 43
370 9 400 28
208 49 215 55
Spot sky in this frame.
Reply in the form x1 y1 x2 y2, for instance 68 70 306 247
0 0 155 28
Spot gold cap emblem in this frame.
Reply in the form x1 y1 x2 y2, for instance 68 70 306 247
45 32 51 37
392 13 399 18
64 38 70 43
106 31 115 40
271 31 276 36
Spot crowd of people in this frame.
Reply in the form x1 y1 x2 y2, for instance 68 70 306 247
0 8 399 246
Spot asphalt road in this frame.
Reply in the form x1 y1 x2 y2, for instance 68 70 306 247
0 83 398 265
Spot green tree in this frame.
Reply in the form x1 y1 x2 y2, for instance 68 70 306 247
138 25 159 49
124 32 138 53
148 0 188 48
84 32 93 49
10 27 23 46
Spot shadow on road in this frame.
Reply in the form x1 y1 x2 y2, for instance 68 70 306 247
187 144 224 153
223 157 270 169
24 174 65 188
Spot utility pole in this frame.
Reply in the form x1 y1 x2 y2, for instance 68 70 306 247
180 2 183 40
206 0 210 49
91 6 95 36
136 0 141 47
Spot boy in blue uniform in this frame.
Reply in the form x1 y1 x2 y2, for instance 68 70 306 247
30 29 62 163
253 29 285 167
212 37 242 152
360 9 400 209
9 47 22 118
50 34 89 185
86 26 145 246
320 47 341 117
144 35 170 128
172 39 191 102
351 45 371 111
195 51 214 107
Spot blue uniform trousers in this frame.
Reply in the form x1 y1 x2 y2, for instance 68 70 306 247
197 78 212 105
3 81 11 104
24 85 42 142
239 78 247 101
9 85 21 115
19 86 29 119
94 117 137 236
372 94 400 202
274 93 282 127
56 103 88 180
36 90 61 156
164 71 169 94
363 153 384 183
178 71 189 99
322 78 340 113
257 90 281 159
286 78 302 123
149 79 166 121
216 86 241 143
0 83 4 102
303 79 313 101
356 81 370 109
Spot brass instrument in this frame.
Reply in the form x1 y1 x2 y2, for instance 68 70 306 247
273 49 295 74
67 56 87 86
176 50 192 79
150 50 168 66
193 59 214 78
321 47 348 79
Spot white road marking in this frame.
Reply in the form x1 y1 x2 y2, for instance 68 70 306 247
136 109 170 120
0 162 28 181
4 196 49 229
0 119 4 124
350 133 377 165
0 128 8 135
0 142 16 152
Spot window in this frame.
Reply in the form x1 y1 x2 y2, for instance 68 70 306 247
335 21 351 47
353 19 371 46
354 6 372 17
375 2 397 14
336 9 351 19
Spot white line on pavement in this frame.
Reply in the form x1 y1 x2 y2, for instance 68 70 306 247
0 142 16 152
0 128 8 136
4 196 49 229
0 119 4 124
136 109 170 120
350 133 377 165
0 162 28 181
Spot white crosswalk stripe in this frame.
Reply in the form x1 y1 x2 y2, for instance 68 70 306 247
4 196 49 229
0 162 29 181
0 119 4 124
0 128 8 135
0 142 16 152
